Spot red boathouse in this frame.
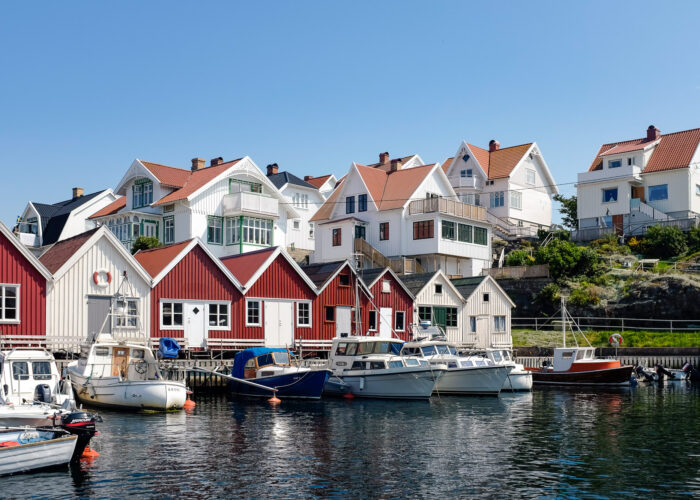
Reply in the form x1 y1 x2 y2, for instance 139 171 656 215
358 267 414 341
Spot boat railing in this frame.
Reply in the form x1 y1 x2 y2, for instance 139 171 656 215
300 359 330 369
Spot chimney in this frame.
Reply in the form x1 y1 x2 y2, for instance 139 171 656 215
72 187 84 198
390 158 403 172
191 158 205 171
489 140 500 152
266 163 279 176
210 156 224 166
647 125 661 141
379 152 390 165
304 175 313 181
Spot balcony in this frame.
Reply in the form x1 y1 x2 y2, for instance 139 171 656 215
17 232 39 247
450 176 484 190
408 197 486 222
577 165 642 185
222 191 279 218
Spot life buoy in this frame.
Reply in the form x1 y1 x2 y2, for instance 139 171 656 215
93 269 112 288
609 333 623 345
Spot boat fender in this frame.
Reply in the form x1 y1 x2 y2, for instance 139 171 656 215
609 333 623 345
359 377 365 390
93 269 112 288
0 441 20 447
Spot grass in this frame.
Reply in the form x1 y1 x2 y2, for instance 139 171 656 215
512 328 700 348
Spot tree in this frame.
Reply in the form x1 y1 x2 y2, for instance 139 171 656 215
553 194 578 230
506 249 534 267
131 236 162 254
643 225 687 259
534 238 600 281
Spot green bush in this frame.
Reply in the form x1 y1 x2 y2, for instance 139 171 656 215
131 236 162 254
537 229 570 242
687 226 700 253
505 249 534 267
534 238 600 281
536 283 560 306
642 225 687 259
568 286 600 307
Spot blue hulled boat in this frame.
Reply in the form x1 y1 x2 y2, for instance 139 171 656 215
229 348 331 399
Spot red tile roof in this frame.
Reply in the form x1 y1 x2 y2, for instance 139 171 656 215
367 155 417 172
88 196 126 219
153 159 242 205
305 175 332 189
141 161 192 188
466 143 533 179
133 240 192 278
441 157 454 174
39 228 98 274
220 247 277 286
599 142 651 157
588 128 700 173
309 179 344 222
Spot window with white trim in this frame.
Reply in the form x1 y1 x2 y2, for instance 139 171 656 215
163 216 174 244
161 302 183 327
494 316 506 332
208 303 229 328
297 302 311 327
368 310 377 331
0 285 19 322
526 169 536 185
382 280 391 293
696 184 700 196
226 217 240 245
490 191 505 208
602 188 618 203
114 298 138 328
609 160 622 169
246 300 261 326
511 191 522 210
207 216 223 244
469 316 476 333
395 311 405 331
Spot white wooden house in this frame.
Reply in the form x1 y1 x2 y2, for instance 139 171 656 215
38 226 152 350
303 174 338 200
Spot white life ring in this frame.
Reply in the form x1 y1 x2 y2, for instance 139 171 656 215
609 333 623 345
93 269 112 288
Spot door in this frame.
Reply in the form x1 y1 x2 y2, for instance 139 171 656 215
88 296 112 336
432 307 447 331
264 301 295 347
632 186 645 202
336 306 352 336
112 347 129 378
379 308 393 338
612 214 624 235
143 221 158 239
185 303 206 348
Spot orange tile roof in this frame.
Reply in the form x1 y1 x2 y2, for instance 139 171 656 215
305 175 332 189
141 161 192 188
441 157 454 174
133 240 192 278
599 142 651 157
588 128 700 173
220 247 277 286
88 196 126 219
466 143 532 179
153 159 242 205
310 179 344 222
39 228 98 274
367 155 417 172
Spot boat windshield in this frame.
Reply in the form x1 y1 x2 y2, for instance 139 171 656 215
273 352 291 365
32 362 52 380
461 360 473 367
435 345 450 355
256 354 275 368
421 345 437 356
405 359 419 366
448 346 457 355
357 341 398 355
388 360 403 368
501 350 512 361
492 351 503 362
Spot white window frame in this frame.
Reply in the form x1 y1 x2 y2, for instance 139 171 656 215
696 184 700 196
368 310 377 331
207 302 231 331
293 220 300 230
382 280 391 293
113 297 139 329
494 315 506 332
608 159 622 169
245 299 262 326
159 300 184 330
511 191 522 210
163 216 175 244
435 284 443 295
469 316 476 333
296 301 312 328
602 188 618 203
0 284 20 324
526 169 536 185
395 311 405 332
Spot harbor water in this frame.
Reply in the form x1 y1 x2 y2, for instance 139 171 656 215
2 384 699 499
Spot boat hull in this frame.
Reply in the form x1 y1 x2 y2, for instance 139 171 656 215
340 369 438 399
323 376 352 396
69 372 187 410
0 406 69 428
529 365 634 385
0 430 77 476
228 370 331 399
436 365 509 395
502 369 533 391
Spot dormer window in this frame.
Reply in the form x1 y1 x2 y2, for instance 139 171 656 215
462 154 470 162
627 157 635 166
460 169 473 178
609 160 622 169
132 179 153 209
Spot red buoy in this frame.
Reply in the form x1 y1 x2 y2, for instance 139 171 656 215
183 399 196 410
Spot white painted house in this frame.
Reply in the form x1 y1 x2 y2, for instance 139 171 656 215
89 156 300 258
441 140 558 239
303 174 338 200
310 153 492 278
575 125 700 240
38 226 152 350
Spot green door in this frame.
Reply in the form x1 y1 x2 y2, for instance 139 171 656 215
432 307 447 330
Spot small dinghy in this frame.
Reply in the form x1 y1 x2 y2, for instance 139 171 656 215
0 427 77 475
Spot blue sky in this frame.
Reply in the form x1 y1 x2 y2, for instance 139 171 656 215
2 1 699 225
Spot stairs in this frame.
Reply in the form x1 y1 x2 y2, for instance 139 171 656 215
353 238 423 274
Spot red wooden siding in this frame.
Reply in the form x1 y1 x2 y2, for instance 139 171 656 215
362 272 413 341
0 235 46 338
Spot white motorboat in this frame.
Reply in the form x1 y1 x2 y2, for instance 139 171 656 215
0 427 77 475
481 349 533 391
327 336 443 399
401 340 510 396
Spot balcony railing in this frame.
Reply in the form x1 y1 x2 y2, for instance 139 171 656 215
450 176 484 190
408 197 486 222
222 191 279 218
577 165 642 185
17 232 39 247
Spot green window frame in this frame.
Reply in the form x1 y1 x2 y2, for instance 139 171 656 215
207 216 223 245
474 227 488 245
442 220 455 240
241 217 273 246
229 178 262 194
458 224 472 243
163 216 175 244
132 179 153 209
446 307 458 328
418 306 432 323
225 217 240 245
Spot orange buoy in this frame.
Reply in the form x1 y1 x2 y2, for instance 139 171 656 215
183 399 196 410
81 446 100 458
268 394 281 404
343 392 355 400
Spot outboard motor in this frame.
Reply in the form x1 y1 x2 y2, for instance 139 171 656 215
682 362 700 382
634 365 655 383
655 364 675 381
33 384 52 403
60 411 102 461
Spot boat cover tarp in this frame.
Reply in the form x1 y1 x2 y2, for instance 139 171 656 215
159 338 181 359
232 348 289 379
390 342 403 355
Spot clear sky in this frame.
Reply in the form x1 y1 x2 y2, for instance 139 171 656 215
2 1 699 226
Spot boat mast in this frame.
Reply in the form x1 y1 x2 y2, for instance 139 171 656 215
561 296 566 348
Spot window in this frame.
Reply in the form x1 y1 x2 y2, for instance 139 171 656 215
0 285 19 322
246 300 261 326
628 157 636 166
442 220 455 240
469 316 476 333
163 204 174 213
325 306 335 322
208 303 229 328
494 316 506 332
418 306 432 322
358 194 367 212
648 184 668 202
132 179 154 208
602 188 618 203
696 185 700 196
161 302 183 327
226 218 240 245
395 311 405 331
297 302 311 327
435 284 443 294
32 361 52 380
230 179 262 194
163 216 174 244
379 222 389 240
309 223 315 239
242 217 273 246
474 227 488 245
12 362 29 380
483 293 490 302
207 216 223 244
609 160 622 169
511 191 522 210
462 154 470 162
460 170 467 177
446 308 458 327
332 228 342 246
114 298 138 328
339 274 350 286
602 215 612 227
355 225 366 240
293 220 300 230
413 220 434 240
382 280 391 293
458 224 472 243
526 169 536 185
292 193 309 209
368 310 377 331
490 191 505 208
346 196 355 214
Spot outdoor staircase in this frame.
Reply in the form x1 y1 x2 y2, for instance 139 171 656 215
630 198 671 222
485 211 539 240
353 238 423 275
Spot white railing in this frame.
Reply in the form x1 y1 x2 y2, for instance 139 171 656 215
513 316 700 333
17 232 39 247
631 198 670 221
222 191 279 218
577 164 641 185
451 176 484 190
408 197 486 221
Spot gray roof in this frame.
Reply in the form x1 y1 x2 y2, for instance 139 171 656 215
399 272 440 296
31 191 107 246
300 261 346 287
450 276 486 300
358 268 386 287
267 171 316 190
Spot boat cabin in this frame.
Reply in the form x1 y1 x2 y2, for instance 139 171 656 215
348 357 428 371
551 347 602 372
0 350 71 406
78 340 162 381
329 336 406 373
232 347 297 380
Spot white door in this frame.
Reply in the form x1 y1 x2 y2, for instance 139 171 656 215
185 303 206 348
336 307 352 337
379 307 393 338
265 301 294 347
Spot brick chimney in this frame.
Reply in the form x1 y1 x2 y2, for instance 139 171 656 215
390 158 403 172
647 125 661 141
379 152 390 165
191 158 205 171
304 175 313 181
72 187 84 198
266 163 279 176
489 140 500 152
210 156 224 166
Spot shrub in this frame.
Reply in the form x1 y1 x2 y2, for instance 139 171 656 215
536 283 560 306
627 236 643 254
568 286 601 307
687 226 700 253
642 225 687 259
534 238 600 281
506 249 534 267
131 236 162 254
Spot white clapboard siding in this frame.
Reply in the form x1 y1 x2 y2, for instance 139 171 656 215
462 277 514 349
413 273 463 345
